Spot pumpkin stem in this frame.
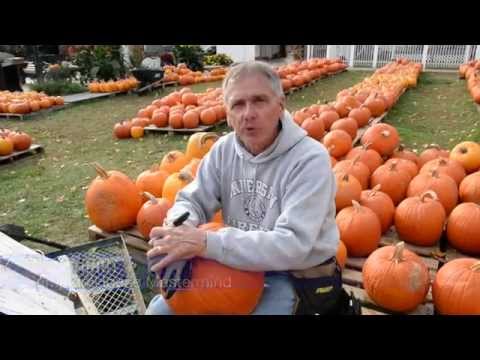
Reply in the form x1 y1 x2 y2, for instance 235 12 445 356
429 168 440 178
200 132 220 146
351 199 362 210
459 146 468 155
438 158 448 166
370 184 382 196
142 191 158 204
420 190 439 202
391 241 405 263
362 142 373 150
397 144 406 152
150 164 160 172
471 262 480 272
388 160 398 171
341 173 350 182
381 130 391 138
93 162 109 179
178 170 194 183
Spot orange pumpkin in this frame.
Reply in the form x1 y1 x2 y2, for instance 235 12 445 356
181 92 198 106
165 257 265 315
211 210 223 223
362 242 430 312
450 141 480 173
363 94 387 117
160 151 190 174
361 123 400 157
136 192 172 239
301 116 325 141
10 132 32 151
323 130 352 159
185 132 219 160
318 110 340 131
433 258 480 315
334 156 371 190
183 110 200 129
394 191 446 246
169 112 184 129
360 184 395 234
330 117 358 141
420 157 466 186
348 106 371 128
113 121 132 139
136 164 170 198
459 171 480 203
335 173 362 212
151 110 169 128
85 163 143 232
384 158 418 181
371 161 411 205
392 144 419 166
336 200 381 257
418 145 450 168
345 143 383 174
336 240 348 269
0 136 14 156
407 169 458 215
200 108 217 125
182 158 202 178
130 126 144 139
198 222 225 232
446 202 480 255
162 170 194 204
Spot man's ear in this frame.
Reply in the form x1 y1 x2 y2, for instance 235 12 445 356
278 95 286 112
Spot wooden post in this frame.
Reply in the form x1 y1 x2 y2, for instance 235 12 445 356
422 45 429 68
349 45 355 67
372 45 379 68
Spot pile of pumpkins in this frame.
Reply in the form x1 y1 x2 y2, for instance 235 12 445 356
162 63 228 85
113 87 226 138
276 57 348 92
459 60 480 104
0 91 64 114
332 122 480 314
85 132 264 315
0 128 33 156
88 77 139 93
292 59 422 149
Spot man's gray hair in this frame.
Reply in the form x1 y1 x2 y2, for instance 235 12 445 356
222 61 284 103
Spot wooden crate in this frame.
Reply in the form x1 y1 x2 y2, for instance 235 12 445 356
0 144 44 164
0 105 68 120
342 228 441 315
144 119 227 135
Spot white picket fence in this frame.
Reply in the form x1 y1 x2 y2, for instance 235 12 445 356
306 45 480 70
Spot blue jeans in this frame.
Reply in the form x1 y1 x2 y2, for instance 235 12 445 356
145 272 297 315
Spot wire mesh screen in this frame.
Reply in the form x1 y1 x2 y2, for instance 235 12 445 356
47 237 146 315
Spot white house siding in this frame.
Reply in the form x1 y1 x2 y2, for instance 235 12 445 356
216 45 256 63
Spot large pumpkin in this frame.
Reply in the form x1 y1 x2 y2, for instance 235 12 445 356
446 202 480 255
362 242 430 313
323 130 353 159
336 200 381 257
165 225 265 315
370 160 411 205
450 141 480 173
160 151 190 174
335 173 362 212
85 163 143 232
418 145 449 168
333 156 371 190
136 192 172 239
394 191 446 246
345 143 383 174
420 157 466 186
432 258 480 315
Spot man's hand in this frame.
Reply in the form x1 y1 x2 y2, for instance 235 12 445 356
147 225 207 273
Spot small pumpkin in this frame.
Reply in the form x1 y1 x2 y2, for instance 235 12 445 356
160 151 190 174
200 108 217 125
336 200 381 257
432 258 480 315
150 110 169 128
330 117 358 141
318 110 339 131
362 242 430 312
162 170 194 204
384 158 418 181
418 145 449 168
85 163 143 232
130 126 144 139
10 132 32 151
113 121 132 139
450 141 480 173
348 106 371 128
394 191 446 246
360 184 395 234
301 116 325 141
420 157 466 186
459 171 480 203
136 192 172 239
391 144 419 166
361 123 400 157
335 173 362 212
323 130 352 159
333 156 371 190
446 202 480 255
370 160 411 205
345 142 383 174
407 169 458 215
136 164 170 198
0 136 14 156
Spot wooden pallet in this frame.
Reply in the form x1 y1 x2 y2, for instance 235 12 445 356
63 91 120 104
0 144 44 163
0 105 68 120
285 69 347 96
342 228 440 315
444 245 480 263
353 112 388 145
144 119 227 134
88 225 149 265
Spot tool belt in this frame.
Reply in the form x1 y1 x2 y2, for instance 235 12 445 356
289 257 361 315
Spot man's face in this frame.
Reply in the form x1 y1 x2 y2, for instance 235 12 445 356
225 74 285 155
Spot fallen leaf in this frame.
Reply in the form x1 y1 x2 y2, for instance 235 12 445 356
56 195 65 203
70 186 77 192
81 186 88 190
43 196 49 201
18 198 26 203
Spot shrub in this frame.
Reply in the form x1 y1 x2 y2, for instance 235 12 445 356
173 45 205 71
204 53 233 66
30 80 86 96
73 45 126 83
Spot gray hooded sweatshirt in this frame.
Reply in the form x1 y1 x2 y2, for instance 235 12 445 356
166 110 339 272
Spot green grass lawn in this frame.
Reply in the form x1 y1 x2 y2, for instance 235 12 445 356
1 70 479 250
